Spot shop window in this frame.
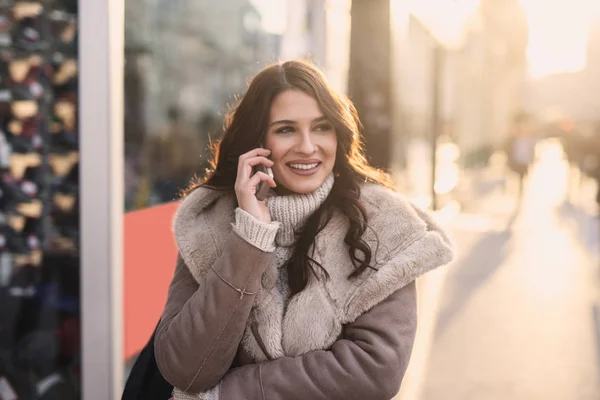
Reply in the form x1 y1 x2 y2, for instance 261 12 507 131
0 0 80 398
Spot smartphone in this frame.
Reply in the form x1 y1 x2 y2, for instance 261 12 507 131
254 144 273 201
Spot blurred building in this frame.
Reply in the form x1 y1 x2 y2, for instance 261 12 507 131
526 15 600 124
281 0 351 95
143 0 279 131
588 16 600 71
389 0 528 170
390 12 458 168
454 0 529 166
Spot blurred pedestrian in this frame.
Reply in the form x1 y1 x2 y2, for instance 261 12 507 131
587 124 600 211
505 112 537 200
559 118 587 198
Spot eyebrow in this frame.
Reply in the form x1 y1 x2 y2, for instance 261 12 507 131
269 116 329 128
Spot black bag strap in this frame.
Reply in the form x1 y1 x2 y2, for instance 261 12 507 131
121 322 173 400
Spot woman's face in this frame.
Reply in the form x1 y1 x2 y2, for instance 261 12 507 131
264 90 337 194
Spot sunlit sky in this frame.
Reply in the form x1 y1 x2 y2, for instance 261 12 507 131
521 0 600 78
409 0 600 78
250 0 600 79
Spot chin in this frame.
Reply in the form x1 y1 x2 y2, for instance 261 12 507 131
287 184 320 194
278 175 326 195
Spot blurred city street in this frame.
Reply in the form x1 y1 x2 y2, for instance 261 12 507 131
404 140 600 400
4 0 600 397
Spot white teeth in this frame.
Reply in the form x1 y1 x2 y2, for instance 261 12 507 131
289 163 319 170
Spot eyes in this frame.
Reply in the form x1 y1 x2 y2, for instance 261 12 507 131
274 123 334 134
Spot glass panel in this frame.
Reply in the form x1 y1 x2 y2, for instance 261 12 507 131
0 0 80 398
124 0 351 211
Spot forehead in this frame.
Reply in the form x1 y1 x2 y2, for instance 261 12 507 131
269 90 324 122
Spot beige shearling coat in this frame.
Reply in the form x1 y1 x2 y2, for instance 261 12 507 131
155 183 455 399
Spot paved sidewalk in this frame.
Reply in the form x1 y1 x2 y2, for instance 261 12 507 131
394 154 528 400
402 142 600 400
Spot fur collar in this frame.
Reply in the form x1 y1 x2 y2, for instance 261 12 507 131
173 183 454 359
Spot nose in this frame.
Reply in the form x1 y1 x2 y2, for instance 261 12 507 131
296 131 317 154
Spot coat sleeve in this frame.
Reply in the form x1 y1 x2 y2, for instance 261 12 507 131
216 281 418 400
154 232 276 393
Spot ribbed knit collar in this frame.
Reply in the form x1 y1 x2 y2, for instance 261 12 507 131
266 173 334 247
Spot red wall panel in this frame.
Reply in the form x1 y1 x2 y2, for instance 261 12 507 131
124 201 180 359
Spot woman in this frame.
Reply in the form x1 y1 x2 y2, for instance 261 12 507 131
155 60 454 400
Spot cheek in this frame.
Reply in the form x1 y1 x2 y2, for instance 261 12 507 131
267 146 288 173
269 148 286 165
264 137 284 160
324 135 337 161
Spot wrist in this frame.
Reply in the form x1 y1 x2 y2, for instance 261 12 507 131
233 208 279 252
238 199 270 224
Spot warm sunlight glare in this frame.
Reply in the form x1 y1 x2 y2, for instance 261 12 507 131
249 0 287 34
404 0 479 47
400 0 600 78
520 0 600 78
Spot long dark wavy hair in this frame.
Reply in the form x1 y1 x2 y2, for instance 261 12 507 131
186 60 394 295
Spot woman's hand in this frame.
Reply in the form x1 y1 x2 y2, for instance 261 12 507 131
234 148 276 223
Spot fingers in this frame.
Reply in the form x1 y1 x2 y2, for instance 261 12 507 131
236 148 273 182
246 156 274 168
247 171 277 189
238 147 271 174
235 149 277 207
234 149 275 220
236 156 274 186
238 148 271 164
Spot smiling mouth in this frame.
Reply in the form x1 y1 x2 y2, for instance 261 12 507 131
287 162 320 170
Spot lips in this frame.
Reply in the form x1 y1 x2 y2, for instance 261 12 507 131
285 160 322 175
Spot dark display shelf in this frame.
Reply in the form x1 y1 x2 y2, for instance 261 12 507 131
0 1 79 398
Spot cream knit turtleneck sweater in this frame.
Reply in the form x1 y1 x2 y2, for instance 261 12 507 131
232 174 335 298
267 173 334 247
